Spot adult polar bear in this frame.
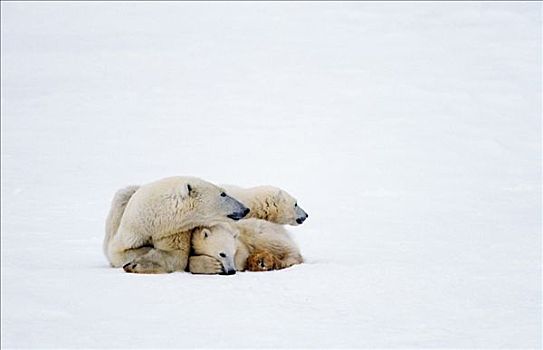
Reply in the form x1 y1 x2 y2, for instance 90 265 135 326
104 176 249 273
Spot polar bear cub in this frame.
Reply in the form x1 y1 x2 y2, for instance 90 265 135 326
104 176 250 273
189 218 303 275
221 185 308 225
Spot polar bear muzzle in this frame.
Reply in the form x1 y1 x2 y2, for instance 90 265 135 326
227 206 250 221
295 205 308 224
223 193 250 221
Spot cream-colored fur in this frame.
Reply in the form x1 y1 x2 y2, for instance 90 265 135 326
103 176 249 273
222 185 308 225
103 185 140 263
189 218 303 274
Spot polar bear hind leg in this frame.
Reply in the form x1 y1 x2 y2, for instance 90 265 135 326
103 185 140 260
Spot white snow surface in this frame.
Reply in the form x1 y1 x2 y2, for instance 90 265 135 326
1 2 541 348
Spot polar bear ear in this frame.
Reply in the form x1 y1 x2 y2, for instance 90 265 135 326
179 183 192 199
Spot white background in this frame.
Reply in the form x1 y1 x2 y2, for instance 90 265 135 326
1 2 541 348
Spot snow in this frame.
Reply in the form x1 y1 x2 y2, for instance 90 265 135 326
1 2 541 348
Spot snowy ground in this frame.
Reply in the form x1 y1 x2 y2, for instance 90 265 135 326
1 2 541 348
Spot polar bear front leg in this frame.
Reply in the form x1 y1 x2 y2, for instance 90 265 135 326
107 232 153 268
109 246 153 268
123 232 191 274
188 256 223 274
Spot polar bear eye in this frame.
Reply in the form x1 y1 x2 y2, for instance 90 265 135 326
294 203 298 207
219 252 226 258
220 192 226 197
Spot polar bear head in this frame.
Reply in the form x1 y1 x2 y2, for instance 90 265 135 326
271 188 309 226
178 177 250 224
191 224 238 275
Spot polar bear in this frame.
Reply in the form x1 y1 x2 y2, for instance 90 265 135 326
221 185 308 225
104 176 250 273
189 218 303 275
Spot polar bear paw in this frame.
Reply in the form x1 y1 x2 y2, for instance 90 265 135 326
123 258 165 274
189 255 223 274
246 250 281 272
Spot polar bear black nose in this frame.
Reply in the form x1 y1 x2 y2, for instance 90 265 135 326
243 208 250 216
296 215 308 224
